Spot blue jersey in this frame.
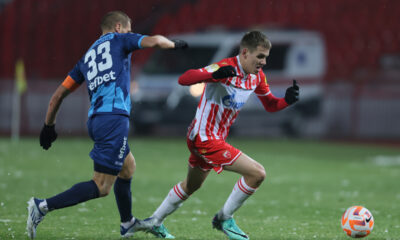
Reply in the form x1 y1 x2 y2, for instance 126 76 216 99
68 32 145 117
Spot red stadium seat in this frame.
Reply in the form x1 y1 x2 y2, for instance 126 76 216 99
1 0 399 80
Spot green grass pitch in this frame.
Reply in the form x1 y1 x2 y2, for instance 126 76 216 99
0 137 399 239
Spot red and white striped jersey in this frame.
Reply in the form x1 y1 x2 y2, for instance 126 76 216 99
188 56 271 141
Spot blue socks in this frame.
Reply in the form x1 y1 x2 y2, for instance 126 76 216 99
44 177 133 223
114 177 133 222
46 180 100 211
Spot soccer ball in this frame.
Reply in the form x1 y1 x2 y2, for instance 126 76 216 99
341 206 374 238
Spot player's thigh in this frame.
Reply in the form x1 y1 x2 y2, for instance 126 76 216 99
182 165 210 193
224 153 265 178
119 151 136 179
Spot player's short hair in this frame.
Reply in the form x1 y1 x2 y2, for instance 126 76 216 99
240 30 272 52
100 11 131 32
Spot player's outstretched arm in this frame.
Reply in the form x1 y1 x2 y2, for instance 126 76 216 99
40 85 71 150
141 35 188 49
178 69 213 86
178 65 237 86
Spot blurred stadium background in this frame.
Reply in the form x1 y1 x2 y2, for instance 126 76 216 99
1 0 400 142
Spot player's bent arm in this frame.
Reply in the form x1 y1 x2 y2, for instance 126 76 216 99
140 35 175 49
257 93 289 113
45 85 71 125
178 69 214 86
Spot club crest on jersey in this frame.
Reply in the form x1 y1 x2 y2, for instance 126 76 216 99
222 92 245 109
222 150 231 159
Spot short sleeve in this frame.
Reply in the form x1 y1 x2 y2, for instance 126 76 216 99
123 33 146 52
68 61 85 84
62 75 81 91
254 71 271 96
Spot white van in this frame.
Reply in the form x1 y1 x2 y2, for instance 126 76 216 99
131 29 326 136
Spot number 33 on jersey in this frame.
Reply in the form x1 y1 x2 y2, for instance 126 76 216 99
63 32 145 117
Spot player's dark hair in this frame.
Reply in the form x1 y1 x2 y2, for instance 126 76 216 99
240 30 271 52
101 11 131 32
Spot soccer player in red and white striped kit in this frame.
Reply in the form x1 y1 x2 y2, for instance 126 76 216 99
141 30 299 240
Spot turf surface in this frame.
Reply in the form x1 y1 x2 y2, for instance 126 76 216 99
0 137 399 239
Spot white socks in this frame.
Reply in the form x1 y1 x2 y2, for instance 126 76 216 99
152 183 188 225
218 177 256 220
151 178 256 224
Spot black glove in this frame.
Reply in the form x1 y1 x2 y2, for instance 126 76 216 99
285 80 300 105
212 66 237 79
40 124 57 150
172 39 188 49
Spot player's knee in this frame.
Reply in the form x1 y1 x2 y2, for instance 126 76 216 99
258 166 266 182
93 180 113 197
98 185 112 197
119 161 136 179
119 167 134 179
252 165 266 186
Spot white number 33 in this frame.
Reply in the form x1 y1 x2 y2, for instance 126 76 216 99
84 41 113 81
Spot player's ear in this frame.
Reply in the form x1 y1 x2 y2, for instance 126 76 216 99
114 23 122 33
241 48 249 59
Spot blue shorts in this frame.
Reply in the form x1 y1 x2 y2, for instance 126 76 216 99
87 114 130 175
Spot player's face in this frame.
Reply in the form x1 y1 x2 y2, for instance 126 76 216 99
242 46 270 74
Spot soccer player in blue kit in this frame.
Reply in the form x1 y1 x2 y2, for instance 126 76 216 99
26 11 188 239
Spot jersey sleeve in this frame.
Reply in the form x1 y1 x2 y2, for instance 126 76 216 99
178 69 214 85
257 93 288 112
254 71 271 96
202 63 220 73
123 33 146 52
179 61 219 85
62 75 81 91
179 59 233 85
202 59 231 73
67 62 85 84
